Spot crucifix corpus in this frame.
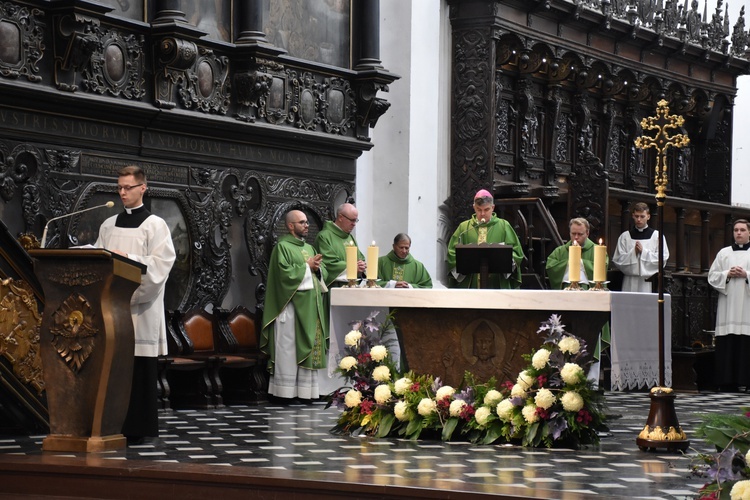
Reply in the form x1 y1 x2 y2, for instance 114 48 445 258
633 98 690 452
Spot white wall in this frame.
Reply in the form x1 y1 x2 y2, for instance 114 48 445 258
356 0 451 286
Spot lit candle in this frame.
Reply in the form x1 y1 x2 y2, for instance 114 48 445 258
345 242 358 280
366 241 379 280
568 240 581 283
593 238 607 282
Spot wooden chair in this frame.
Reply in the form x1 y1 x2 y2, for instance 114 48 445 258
213 305 269 405
161 308 222 409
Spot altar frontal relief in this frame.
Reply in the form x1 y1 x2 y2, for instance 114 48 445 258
397 310 600 387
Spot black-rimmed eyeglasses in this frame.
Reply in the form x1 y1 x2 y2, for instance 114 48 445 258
295 220 310 226
117 183 144 192
341 214 359 223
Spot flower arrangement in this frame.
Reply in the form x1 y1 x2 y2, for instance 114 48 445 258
690 407 750 499
327 312 607 448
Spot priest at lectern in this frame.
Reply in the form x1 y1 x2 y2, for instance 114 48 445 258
446 189 524 289
95 166 175 444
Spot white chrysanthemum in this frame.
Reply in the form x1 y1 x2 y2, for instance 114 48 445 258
560 363 584 385
522 404 539 423
561 391 584 412
436 385 455 401
338 356 357 371
483 389 503 406
374 384 392 404
369 345 388 362
558 336 581 355
344 389 362 408
372 365 391 382
393 377 412 395
475 406 492 426
449 399 467 417
531 348 551 370
394 400 411 421
496 399 515 421
510 383 527 398
344 330 362 346
517 370 534 390
731 479 750 500
534 388 556 410
417 397 437 416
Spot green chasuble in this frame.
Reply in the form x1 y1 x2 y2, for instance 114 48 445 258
377 251 433 288
260 234 329 374
446 214 524 289
313 220 365 288
545 238 607 290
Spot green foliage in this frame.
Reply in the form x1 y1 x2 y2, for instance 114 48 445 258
690 407 750 499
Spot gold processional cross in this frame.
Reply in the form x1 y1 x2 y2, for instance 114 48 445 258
632 99 691 451
634 99 690 206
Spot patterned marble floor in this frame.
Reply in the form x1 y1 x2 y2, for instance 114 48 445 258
0 391 746 499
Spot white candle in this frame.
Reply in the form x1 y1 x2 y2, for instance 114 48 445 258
345 242 358 280
366 241 378 280
568 241 581 283
594 238 607 282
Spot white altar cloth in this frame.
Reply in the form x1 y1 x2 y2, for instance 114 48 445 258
320 289 671 394
609 293 672 391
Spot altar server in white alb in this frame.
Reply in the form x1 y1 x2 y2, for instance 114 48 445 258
612 202 669 293
95 165 176 443
708 219 750 392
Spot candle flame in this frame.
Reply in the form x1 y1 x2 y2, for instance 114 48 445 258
599 238 603 245
572 240 579 246
371 241 376 246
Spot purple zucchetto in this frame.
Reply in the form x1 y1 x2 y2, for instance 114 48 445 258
474 189 493 200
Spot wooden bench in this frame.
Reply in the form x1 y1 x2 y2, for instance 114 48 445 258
159 306 269 409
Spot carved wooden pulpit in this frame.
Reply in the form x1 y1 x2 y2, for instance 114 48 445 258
29 249 144 452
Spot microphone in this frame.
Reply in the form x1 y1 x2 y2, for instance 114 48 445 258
458 220 479 244
41 201 115 248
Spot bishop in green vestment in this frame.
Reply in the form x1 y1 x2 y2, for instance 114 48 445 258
446 190 524 289
378 233 433 288
261 210 329 400
314 203 365 288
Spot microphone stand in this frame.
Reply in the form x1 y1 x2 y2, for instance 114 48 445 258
41 202 115 248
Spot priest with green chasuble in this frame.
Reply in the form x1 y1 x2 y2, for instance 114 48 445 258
446 189 524 289
261 210 329 401
545 217 604 290
314 203 366 288
545 217 609 388
378 233 432 288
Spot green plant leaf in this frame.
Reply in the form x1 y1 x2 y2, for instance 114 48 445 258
376 413 395 438
442 417 459 441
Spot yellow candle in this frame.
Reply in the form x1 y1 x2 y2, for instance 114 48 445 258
345 242 358 280
568 241 581 283
593 239 607 282
366 242 378 280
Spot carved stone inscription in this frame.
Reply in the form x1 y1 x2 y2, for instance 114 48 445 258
0 109 136 147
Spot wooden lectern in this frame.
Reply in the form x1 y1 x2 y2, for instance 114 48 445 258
455 243 513 289
29 249 145 452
